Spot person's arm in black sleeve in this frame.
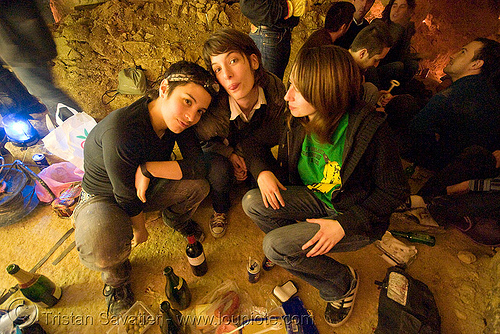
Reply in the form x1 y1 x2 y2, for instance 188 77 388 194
336 122 411 237
176 128 208 179
101 128 145 217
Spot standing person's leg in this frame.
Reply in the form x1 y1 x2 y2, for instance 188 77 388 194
204 152 233 238
73 193 134 315
11 64 82 120
249 27 291 80
145 178 210 241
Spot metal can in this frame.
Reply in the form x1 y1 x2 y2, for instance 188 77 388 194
32 153 49 170
247 258 261 284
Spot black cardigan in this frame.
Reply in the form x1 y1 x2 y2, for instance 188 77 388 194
277 102 410 239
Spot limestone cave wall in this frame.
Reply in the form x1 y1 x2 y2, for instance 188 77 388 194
49 0 500 120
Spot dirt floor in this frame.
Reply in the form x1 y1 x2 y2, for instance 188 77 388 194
1 0 500 333
0 143 498 334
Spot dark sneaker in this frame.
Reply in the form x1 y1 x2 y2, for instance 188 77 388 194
209 212 228 238
103 283 134 316
324 266 358 327
176 219 205 242
262 256 275 271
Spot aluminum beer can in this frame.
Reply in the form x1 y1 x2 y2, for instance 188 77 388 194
32 153 49 170
247 258 261 283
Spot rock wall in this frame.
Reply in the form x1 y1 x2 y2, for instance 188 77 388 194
50 0 499 120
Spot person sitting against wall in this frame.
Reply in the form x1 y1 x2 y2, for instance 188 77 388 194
365 0 419 90
299 2 355 52
335 0 376 50
74 61 218 315
195 29 287 239
242 45 409 328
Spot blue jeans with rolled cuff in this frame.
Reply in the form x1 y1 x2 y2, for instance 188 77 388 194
242 186 373 301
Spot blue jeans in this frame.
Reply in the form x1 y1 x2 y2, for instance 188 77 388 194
74 179 209 286
242 186 373 301
249 27 292 80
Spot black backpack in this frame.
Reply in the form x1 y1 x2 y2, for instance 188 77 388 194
375 266 441 334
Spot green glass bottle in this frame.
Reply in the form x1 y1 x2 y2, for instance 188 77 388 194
390 230 436 246
6 264 62 308
160 301 184 334
163 266 191 310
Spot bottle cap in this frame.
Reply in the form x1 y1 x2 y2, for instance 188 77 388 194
160 301 171 311
163 266 173 275
6 264 20 274
187 235 196 244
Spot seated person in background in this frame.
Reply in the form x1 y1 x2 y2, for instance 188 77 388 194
74 61 218 315
407 38 500 171
242 45 409 328
299 1 355 51
335 0 376 50
195 29 287 239
366 0 418 89
348 23 393 106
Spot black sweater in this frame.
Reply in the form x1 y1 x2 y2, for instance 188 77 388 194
82 96 206 217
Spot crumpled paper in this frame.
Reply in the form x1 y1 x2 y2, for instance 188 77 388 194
375 231 418 266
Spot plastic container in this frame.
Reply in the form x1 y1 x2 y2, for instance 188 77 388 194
106 301 154 334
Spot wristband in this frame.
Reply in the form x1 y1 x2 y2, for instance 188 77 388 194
140 163 153 179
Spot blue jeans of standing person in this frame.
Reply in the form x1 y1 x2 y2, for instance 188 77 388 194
249 26 292 80
242 186 373 301
11 63 82 120
204 152 234 214
74 179 209 287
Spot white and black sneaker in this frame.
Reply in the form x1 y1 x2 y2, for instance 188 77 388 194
209 212 228 238
324 265 358 327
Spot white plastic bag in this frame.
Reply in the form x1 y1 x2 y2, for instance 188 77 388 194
42 104 96 171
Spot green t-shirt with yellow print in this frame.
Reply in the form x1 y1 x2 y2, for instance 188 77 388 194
298 113 349 209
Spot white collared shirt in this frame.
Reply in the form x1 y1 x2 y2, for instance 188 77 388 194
229 86 267 122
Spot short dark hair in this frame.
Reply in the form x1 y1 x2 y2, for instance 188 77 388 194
202 28 267 87
149 61 218 99
472 37 500 88
163 61 219 98
381 0 417 22
324 2 355 33
350 22 393 57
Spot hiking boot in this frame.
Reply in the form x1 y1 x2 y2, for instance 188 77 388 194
176 219 205 242
209 212 228 238
103 283 134 316
262 256 275 271
324 266 358 327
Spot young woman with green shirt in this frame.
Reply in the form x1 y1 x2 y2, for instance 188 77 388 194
242 45 409 327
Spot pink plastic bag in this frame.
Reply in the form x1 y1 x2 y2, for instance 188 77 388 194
35 161 84 202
